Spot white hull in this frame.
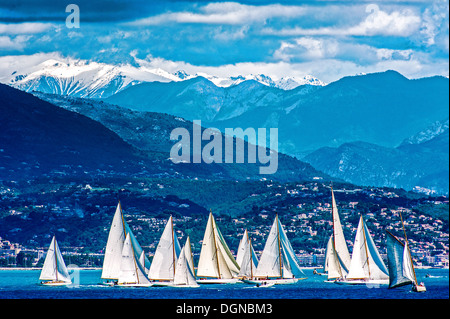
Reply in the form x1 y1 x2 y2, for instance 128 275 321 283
117 282 153 287
334 279 389 286
40 280 71 286
197 278 239 284
242 278 301 285
150 281 174 287
413 284 427 292
168 283 200 288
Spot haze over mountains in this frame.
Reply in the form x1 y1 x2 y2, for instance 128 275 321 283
1 59 448 194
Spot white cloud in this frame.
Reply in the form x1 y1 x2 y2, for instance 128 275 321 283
419 0 449 47
262 4 421 37
273 36 417 66
0 35 31 50
130 50 447 84
0 22 54 35
129 2 307 26
212 25 249 41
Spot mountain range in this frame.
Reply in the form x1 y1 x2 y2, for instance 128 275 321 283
304 125 449 194
0 83 327 183
2 61 448 194
106 70 449 154
1 57 323 99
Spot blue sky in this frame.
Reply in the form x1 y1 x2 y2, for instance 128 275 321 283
0 0 448 82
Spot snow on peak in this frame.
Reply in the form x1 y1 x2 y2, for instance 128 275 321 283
2 56 325 98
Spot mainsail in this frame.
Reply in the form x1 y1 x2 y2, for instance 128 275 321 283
184 236 195 276
237 233 259 278
118 233 151 286
39 236 71 284
101 201 150 281
346 216 389 281
325 188 351 280
101 202 126 280
254 215 306 279
148 216 182 281
386 211 425 292
197 212 240 279
173 245 199 287
386 230 415 288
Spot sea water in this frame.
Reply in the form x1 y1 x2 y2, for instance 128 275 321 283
0 268 447 299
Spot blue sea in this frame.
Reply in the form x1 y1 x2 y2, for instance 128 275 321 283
0 268 447 299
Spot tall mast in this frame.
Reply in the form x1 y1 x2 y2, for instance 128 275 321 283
330 186 343 278
54 236 58 282
360 215 371 279
119 200 127 236
399 212 418 285
171 216 176 278
276 214 283 278
210 211 221 279
249 235 253 279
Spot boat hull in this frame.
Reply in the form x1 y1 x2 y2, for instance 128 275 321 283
413 284 427 292
150 281 174 287
40 280 71 286
334 279 389 286
117 283 153 287
242 278 301 285
168 283 200 288
197 278 239 284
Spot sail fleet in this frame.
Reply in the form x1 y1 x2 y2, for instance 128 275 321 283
39 187 427 292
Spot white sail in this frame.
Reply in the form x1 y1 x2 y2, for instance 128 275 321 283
139 251 150 274
238 236 259 278
197 212 240 279
184 236 195 276
173 245 199 287
125 222 151 273
118 233 151 285
402 243 416 283
324 188 351 280
39 236 71 284
253 215 305 282
101 202 126 280
346 216 388 281
331 189 351 270
148 216 182 281
236 229 249 267
254 217 281 278
278 217 306 279
325 236 348 279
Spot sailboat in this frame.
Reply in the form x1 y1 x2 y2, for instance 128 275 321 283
386 213 426 292
242 214 307 285
323 187 351 282
117 233 152 287
197 212 240 284
148 215 182 286
169 238 199 288
184 236 196 277
39 236 72 286
237 231 259 280
335 215 389 285
101 201 151 285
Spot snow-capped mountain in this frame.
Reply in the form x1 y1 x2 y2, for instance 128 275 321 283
1 57 325 98
195 72 324 89
4 58 180 98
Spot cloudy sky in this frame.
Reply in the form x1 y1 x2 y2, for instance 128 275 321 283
0 0 448 82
